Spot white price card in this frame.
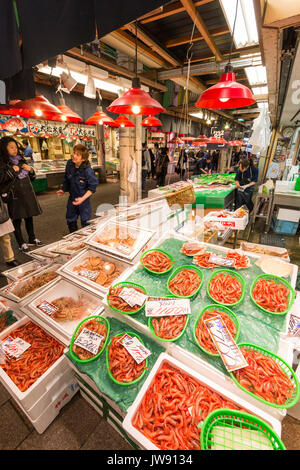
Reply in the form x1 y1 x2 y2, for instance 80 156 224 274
204 315 248 373
288 292 300 337
74 328 104 355
119 334 151 364
209 254 235 267
119 287 147 308
1 336 31 359
79 269 99 281
145 297 191 317
37 300 59 317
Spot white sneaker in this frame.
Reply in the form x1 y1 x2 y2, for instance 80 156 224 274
20 243 29 253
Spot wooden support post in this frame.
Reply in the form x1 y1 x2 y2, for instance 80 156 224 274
96 124 106 183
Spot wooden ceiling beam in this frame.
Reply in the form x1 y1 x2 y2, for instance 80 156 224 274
139 0 214 24
165 26 230 48
179 0 223 62
205 75 247 85
184 45 261 64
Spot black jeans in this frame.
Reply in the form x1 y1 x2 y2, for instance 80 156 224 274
13 217 36 247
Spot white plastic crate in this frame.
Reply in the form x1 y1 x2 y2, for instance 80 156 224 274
0 317 68 410
204 210 248 230
123 353 282 450
2 259 52 283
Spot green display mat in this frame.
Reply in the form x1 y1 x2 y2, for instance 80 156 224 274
122 237 289 377
66 317 165 413
194 187 235 208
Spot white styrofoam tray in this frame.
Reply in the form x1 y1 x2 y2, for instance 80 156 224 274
57 248 132 296
23 278 104 346
204 210 249 230
0 263 62 304
123 353 282 450
2 259 52 282
0 317 68 410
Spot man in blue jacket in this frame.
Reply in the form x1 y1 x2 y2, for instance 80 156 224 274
57 144 98 232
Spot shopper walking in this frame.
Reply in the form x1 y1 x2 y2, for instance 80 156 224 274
156 147 169 187
235 157 258 212
0 163 19 266
141 142 151 191
0 136 43 253
149 147 156 179
57 144 98 233
212 150 219 172
0 214 19 267
176 148 188 180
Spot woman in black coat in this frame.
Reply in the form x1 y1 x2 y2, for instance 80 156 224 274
0 137 43 252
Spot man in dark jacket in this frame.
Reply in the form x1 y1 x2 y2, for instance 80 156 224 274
57 144 98 232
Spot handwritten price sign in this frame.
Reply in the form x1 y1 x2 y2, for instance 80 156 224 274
145 297 191 317
119 334 151 364
74 328 104 355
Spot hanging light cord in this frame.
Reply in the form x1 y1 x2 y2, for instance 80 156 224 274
228 0 239 66
135 20 138 78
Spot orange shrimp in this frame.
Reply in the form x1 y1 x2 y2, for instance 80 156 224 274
195 309 237 354
168 269 201 297
141 251 173 273
252 279 289 313
108 335 146 383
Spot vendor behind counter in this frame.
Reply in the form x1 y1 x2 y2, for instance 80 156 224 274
235 157 258 212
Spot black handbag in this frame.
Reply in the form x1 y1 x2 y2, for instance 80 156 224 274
0 197 9 224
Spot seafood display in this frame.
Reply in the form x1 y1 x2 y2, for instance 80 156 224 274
180 242 205 257
72 256 122 287
72 318 107 360
151 315 187 340
108 334 147 383
195 309 237 354
50 296 96 323
226 251 250 269
0 321 64 392
14 271 58 299
108 285 146 312
94 226 137 250
208 272 243 305
141 250 174 273
233 347 294 405
252 278 290 313
168 268 201 297
132 362 242 450
193 252 216 269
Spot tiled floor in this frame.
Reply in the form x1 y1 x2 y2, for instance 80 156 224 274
0 177 299 450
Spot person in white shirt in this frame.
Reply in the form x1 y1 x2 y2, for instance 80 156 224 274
141 142 151 191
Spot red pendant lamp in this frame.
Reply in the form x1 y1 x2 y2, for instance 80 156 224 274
115 115 135 128
196 1 255 110
0 95 63 120
106 120 120 128
182 136 196 142
141 115 162 127
57 95 82 123
197 134 208 141
85 110 114 125
193 139 207 146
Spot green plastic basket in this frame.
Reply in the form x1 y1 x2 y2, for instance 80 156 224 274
107 281 147 315
148 313 190 342
200 408 286 450
167 265 203 299
206 269 245 306
250 274 295 316
230 343 300 409
193 305 240 357
140 249 175 275
69 315 110 364
106 331 148 386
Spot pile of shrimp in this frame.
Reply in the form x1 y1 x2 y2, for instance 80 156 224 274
226 251 250 269
16 271 58 298
0 321 64 392
108 286 146 312
195 309 237 354
208 272 243 304
51 296 95 322
193 252 216 269
72 318 107 360
141 251 173 273
151 315 187 340
168 268 201 297
233 347 294 405
95 227 136 250
108 334 146 383
73 256 121 287
180 242 205 257
132 362 242 450
252 278 290 313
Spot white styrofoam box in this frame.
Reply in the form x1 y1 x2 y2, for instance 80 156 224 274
57 248 132 297
20 379 79 434
2 259 52 282
204 210 249 230
123 353 282 450
239 242 290 262
0 263 62 304
23 368 76 420
275 180 296 193
288 362 300 420
24 278 104 346
0 317 68 410
276 208 300 223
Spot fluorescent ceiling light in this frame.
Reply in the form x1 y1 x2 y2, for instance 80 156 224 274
189 112 204 119
251 85 268 95
245 65 267 85
257 101 268 109
220 0 258 49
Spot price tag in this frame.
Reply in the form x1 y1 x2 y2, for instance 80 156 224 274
74 328 104 355
204 315 248 373
145 297 191 317
117 244 131 255
209 254 236 267
5 280 22 294
79 269 99 281
119 287 147 308
1 336 31 359
37 300 59 317
119 334 151 364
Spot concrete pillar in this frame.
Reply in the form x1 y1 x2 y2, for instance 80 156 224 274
219 149 228 174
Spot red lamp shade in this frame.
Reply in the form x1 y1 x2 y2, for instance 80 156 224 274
107 77 165 116
168 136 184 145
141 115 162 127
196 64 255 110
43 133 51 138
0 95 63 120
115 115 135 128
85 111 114 125
57 104 82 123
197 134 208 141
193 140 207 146
106 120 120 128
58 133 66 139
182 136 196 142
